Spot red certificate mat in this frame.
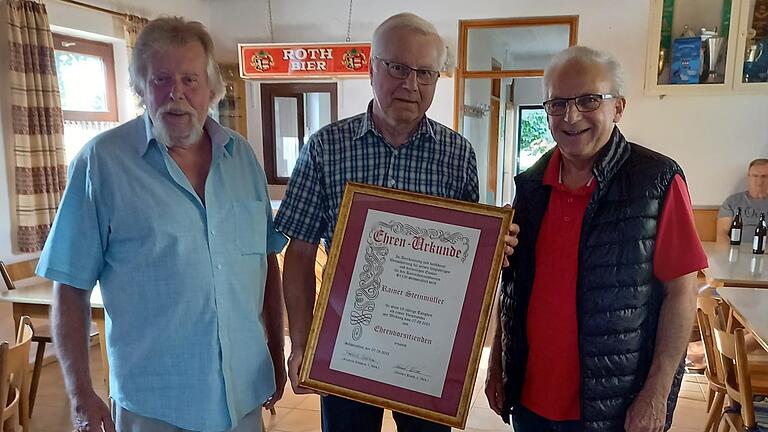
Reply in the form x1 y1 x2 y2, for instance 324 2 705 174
300 183 512 428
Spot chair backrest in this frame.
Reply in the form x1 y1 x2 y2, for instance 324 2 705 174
713 325 757 429
0 316 33 425
697 295 726 384
0 259 39 291
693 207 719 242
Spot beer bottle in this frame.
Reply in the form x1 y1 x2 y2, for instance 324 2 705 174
753 213 767 254
730 207 743 245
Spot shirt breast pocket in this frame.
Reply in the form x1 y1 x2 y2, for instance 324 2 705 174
234 201 267 255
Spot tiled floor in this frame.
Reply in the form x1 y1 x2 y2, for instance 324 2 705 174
30 344 709 431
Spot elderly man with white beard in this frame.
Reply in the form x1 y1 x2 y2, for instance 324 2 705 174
36 17 287 432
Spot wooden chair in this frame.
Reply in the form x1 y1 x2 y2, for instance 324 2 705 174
697 295 728 432
713 325 768 432
0 259 98 416
697 295 768 431
0 316 33 432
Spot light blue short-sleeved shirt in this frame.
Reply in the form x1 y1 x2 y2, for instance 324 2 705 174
37 114 287 431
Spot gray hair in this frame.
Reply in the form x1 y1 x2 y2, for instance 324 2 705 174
543 46 625 96
129 17 225 106
371 12 447 68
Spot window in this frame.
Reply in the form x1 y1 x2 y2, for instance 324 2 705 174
516 106 556 173
53 33 120 162
54 33 118 122
260 83 338 184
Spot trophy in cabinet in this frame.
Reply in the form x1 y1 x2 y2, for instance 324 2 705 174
701 35 725 83
745 35 768 82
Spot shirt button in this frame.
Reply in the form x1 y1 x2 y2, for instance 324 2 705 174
210 230 216 236
216 264 223 270
567 198 574 204
564 216 571 222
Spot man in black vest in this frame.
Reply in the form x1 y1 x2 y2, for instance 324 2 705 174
484 46 707 432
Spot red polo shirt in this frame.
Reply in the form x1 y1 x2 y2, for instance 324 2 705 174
520 149 708 421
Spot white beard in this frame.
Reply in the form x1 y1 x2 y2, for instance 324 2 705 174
151 99 206 148
153 116 205 149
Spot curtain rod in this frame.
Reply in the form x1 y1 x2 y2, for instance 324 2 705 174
54 0 127 19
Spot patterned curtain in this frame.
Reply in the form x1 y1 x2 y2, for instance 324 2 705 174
7 0 67 253
124 14 148 116
123 14 148 53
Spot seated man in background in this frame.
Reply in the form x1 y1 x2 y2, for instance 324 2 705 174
717 158 768 243
688 159 768 369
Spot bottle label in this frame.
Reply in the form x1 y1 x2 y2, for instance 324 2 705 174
731 229 741 241
754 235 765 252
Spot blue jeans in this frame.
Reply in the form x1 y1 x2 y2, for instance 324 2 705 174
320 395 450 432
511 405 582 432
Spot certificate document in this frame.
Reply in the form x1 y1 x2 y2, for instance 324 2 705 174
329 210 480 397
300 183 512 428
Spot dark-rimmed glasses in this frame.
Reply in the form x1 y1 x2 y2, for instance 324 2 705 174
542 93 618 116
375 57 439 85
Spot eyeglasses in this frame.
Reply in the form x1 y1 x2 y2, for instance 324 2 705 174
375 57 440 85
542 93 619 116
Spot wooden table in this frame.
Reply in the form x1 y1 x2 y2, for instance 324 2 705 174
718 287 768 352
702 241 768 288
0 277 109 394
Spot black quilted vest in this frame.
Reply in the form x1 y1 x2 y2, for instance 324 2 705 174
499 127 686 431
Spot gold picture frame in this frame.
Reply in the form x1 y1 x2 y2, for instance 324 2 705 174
299 182 512 428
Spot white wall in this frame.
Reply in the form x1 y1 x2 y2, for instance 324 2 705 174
513 77 544 106
209 0 768 206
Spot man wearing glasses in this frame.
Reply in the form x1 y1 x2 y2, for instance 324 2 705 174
485 46 707 432
275 12 518 432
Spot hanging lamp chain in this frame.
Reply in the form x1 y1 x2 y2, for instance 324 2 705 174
267 0 274 43
345 0 353 42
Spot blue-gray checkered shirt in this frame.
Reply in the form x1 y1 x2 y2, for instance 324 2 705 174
275 102 479 245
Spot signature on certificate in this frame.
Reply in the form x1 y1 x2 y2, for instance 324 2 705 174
394 363 432 378
345 350 379 365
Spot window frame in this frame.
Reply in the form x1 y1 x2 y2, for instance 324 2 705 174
53 33 119 122
516 104 556 175
260 82 338 185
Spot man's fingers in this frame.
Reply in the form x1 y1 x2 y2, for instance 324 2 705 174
102 414 117 432
489 394 501 414
73 396 115 432
484 382 504 415
288 366 314 395
263 394 279 410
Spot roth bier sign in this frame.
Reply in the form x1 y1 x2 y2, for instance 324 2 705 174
238 42 371 79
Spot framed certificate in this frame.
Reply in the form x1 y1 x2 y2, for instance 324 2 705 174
299 182 513 428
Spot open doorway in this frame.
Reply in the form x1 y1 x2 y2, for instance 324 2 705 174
487 58 502 201
454 16 578 205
